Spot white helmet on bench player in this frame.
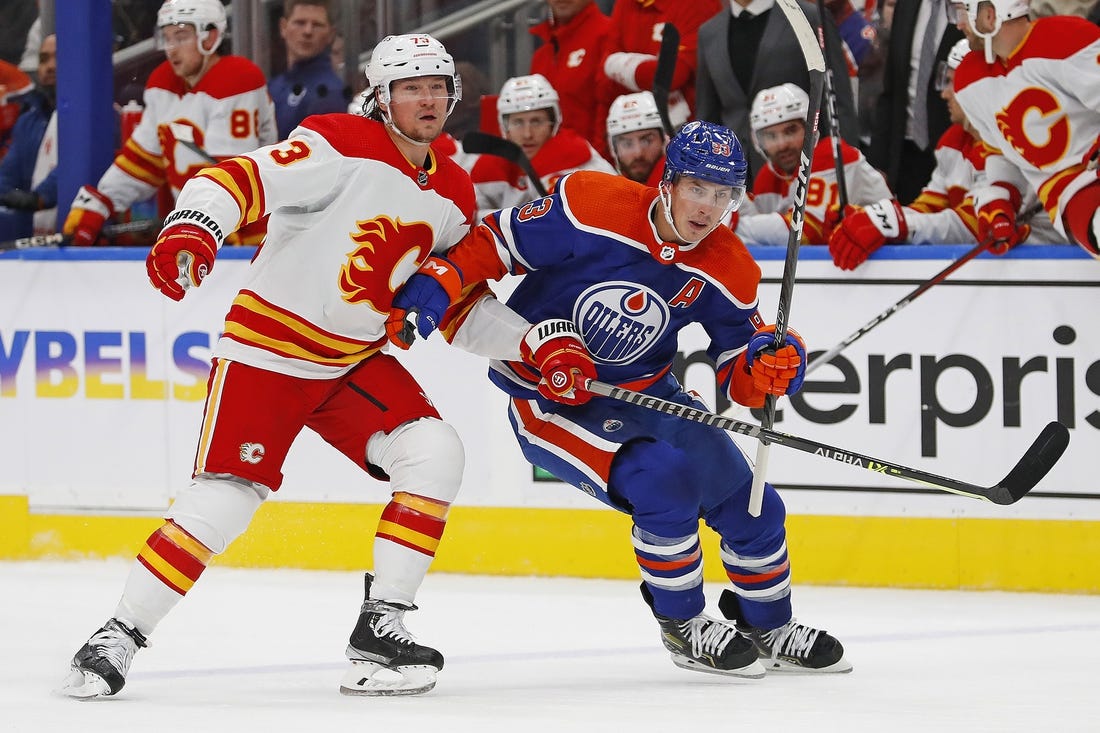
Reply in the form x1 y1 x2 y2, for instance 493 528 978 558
497 74 561 137
964 0 1029 62
749 83 809 154
156 0 227 56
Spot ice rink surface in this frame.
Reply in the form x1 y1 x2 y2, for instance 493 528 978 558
4 560 1098 733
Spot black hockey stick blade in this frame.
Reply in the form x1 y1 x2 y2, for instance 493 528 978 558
462 131 548 197
652 23 680 137
584 379 1070 505
987 421 1070 505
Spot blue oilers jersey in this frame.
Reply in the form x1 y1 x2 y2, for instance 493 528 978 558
471 171 764 400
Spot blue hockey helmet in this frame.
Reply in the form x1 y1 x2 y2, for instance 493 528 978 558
661 120 749 191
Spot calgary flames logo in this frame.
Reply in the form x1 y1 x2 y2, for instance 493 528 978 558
339 215 435 311
995 88 1070 170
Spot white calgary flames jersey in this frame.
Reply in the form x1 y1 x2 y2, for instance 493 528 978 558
903 124 987 244
737 136 891 245
469 127 615 220
98 56 276 214
168 115 476 379
953 15 1100 237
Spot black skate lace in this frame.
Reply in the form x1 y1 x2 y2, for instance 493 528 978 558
685 616 739 658
764 620 820 659
89 623 141 674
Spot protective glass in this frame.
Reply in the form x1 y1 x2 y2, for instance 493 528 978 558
755 123 803 149
934 61 952 92
387 77 458 108
673 177 745 213
156 24 199 50
612 130 665 155
504 116 554 132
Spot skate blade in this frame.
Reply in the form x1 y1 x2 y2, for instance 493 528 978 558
670 654 766 680
339 660 438 696
56 668 113 699
761 655 853 674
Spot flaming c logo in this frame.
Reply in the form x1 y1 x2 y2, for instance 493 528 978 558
339 215 435 311
995 88 1070 170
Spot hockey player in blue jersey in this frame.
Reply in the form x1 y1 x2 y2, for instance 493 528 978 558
388 120 852 677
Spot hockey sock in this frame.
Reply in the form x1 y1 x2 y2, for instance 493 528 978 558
632 526 705 620
719 540 792 630
371 492 450 602
115 520 215 636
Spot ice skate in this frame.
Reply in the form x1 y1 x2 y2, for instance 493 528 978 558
719 589 852 673
57 618 148 698
340 573 444 696
641 582 765 679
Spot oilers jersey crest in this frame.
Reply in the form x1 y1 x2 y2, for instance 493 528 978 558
464 171 762 400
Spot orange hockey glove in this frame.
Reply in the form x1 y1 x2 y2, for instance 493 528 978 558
520 319 597 406
385 256 464 349
744 325 807 396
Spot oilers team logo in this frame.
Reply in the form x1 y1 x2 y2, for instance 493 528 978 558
574 281 668 364
602 419 623 433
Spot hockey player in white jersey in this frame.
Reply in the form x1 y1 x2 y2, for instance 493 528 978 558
736 82 891 246
469 73 614 219
828 35 1065 269
59 33 494 699
63 0 277 247
952 0 1100 258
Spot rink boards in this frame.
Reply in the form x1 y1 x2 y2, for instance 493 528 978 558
1 245 1097 592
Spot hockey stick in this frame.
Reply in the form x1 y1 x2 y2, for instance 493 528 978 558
167 122 218 165
0 219 160 252
584 378 1069 505
749 0 828 517
816 0 849 217
652 23 680 137
462 131 548 197
805 200 1046 375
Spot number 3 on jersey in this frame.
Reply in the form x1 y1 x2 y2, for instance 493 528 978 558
270 139 312 166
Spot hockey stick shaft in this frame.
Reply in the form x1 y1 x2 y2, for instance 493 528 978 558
816 0 848 212
806 200 1046 375
462 131 548 197
0 219 159 252
584 378 1069 506
750 0 828 516
652 23 680 137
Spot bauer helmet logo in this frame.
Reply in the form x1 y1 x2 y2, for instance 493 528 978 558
239 443 265 464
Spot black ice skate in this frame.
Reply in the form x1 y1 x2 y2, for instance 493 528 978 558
340 573 444 696
719 589 853 673
641 582 765 679
57 618 148 698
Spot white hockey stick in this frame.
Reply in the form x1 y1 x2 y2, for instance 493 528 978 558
748 0 827 517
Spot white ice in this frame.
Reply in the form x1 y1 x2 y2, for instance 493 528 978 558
4 560 1098 732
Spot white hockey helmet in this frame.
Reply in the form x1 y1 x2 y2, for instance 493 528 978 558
497 74 561 137
363 34 461 118
749 83 809 152
156 0 227 56
964 0 1030 62
606 92 664 140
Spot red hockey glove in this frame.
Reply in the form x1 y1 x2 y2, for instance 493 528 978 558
977 198 1029 254
385 256 464 349
146 222 218 301
829 198 908 270
821 203 858 241
62 185 114 246
744 325 807 397
520 319 597 406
